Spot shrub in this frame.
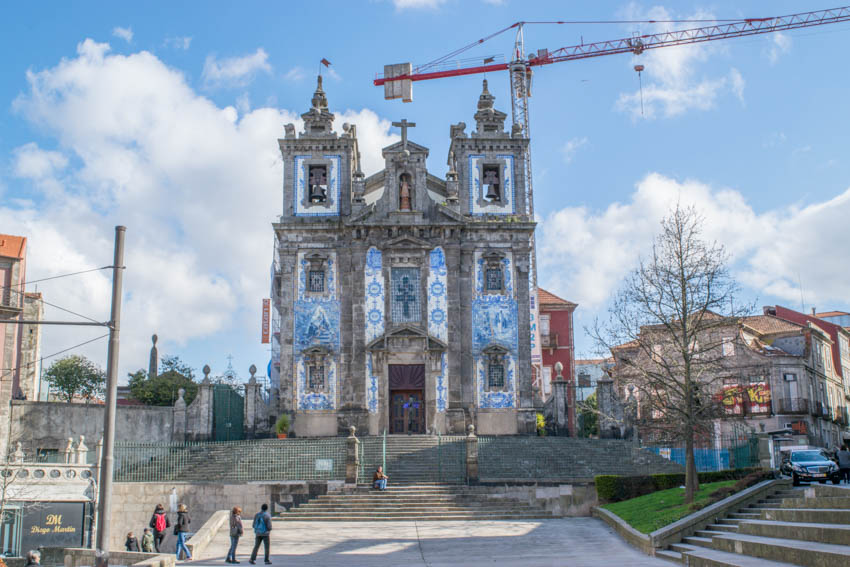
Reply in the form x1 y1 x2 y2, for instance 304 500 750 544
595 468 766 503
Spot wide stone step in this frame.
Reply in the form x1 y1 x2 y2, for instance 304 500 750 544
277 513 553 521
682 536 714 547
297 504 537 512
706 524 739 533
807 484 850 498
781 496 850 509
681 545 804 567
728 513 761 520
653 549 683 564
737 519 850 546
709 532 850 566
668 542 699 554
759 507 850 524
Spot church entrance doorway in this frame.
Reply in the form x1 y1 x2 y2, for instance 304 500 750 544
388 364 426 434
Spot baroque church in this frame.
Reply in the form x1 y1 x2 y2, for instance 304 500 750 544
271 76 537 436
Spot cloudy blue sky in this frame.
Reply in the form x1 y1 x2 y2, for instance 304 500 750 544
1 1 848 383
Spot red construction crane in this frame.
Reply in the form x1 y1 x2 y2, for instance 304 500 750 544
374 5 850 395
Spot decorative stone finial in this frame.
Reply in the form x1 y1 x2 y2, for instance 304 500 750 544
348 425 357 438
202 364 211 383
248 364 257 385
554 361 564 380
478 79 494 111
177 388 185 401
149 333 159 379
467 424 476 437
311 75 328 110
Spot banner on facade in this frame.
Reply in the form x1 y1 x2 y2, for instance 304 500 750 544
529 289 542 365
261 299 271 344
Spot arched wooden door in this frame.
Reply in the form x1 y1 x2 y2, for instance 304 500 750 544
388 364 425 434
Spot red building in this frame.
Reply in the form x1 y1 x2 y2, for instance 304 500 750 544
538 288 577 435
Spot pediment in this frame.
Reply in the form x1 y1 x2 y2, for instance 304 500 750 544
367 326 447 351
384 234 432 249
382 140 429 156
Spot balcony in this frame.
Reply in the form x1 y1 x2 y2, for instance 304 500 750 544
777 398 809 415
541 332 559 348
833 406 848 425
0 288 24 315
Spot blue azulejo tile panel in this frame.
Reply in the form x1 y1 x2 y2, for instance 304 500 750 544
294 251 340 411
476 355 517 409
364 247 384 343
468 154 515 215
293 154 341 216
471 296 518 353
436 352 448 413
366 353 379 414
427 247 448 342
474 252 513 298
296 357 337 410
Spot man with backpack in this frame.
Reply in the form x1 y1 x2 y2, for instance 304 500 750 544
249 503 272 565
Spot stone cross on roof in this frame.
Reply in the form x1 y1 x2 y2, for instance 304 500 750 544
392 119 416 151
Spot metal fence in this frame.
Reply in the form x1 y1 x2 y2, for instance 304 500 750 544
114 439 347 482
644 436 760 472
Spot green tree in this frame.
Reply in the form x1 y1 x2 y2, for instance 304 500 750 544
44 355 105 402
128 355 198 406
578 392 598 438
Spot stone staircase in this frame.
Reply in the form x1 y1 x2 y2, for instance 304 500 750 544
278 484 553 521
657 483 850 566
360 435 467 484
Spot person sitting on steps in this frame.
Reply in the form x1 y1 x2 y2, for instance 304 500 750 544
373 466 388 491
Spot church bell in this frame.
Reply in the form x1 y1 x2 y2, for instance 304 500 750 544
485 183 500 201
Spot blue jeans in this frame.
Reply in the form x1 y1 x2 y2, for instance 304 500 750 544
227 536 240 561
176 532 192 560
374 478 387 490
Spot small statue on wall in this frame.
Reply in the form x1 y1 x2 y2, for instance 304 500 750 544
399 173 412 211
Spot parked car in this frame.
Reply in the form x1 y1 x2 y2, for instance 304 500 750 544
779 449 841 485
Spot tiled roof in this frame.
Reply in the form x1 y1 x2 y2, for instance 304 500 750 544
538 288 577 307
0 234 26 259
817 311 850 318
742 315 803 335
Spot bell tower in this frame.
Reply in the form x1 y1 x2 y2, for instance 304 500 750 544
447 80 529 218
279 76 363 220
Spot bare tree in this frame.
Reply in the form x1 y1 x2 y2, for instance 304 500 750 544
592 205 753 503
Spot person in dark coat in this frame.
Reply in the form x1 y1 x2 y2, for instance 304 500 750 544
175 503 192 560
837 445 850 483
125 531 141 552
24 550 40 566
226 506 244 563
149 503 171 552
248 503 272 565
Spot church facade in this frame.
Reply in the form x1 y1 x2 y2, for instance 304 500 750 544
271 77 538 436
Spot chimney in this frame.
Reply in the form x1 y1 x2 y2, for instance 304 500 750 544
812 307 817 316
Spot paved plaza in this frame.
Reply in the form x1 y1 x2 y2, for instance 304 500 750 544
190 518 669 566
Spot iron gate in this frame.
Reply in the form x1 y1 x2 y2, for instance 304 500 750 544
213 384 245 441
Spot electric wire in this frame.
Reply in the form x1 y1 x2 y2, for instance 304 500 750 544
0 265 112 292
0 333 109 378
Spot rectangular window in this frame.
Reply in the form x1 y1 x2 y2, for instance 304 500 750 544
783 373 797 382
308 270 325 293
488 364 505 389
540 314 550 336
485 267 503 292
722 337 734 357
390 268 421 323
309 366 324 390
542 366 552 396
36 448 61 463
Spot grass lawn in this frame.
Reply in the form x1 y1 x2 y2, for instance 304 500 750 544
602 480 737 534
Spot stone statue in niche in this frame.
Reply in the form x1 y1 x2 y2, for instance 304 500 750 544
399 173 412 211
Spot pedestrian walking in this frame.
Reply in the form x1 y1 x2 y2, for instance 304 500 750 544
226 506 244 563
149 503 171 552
248 503 272 565
141 528 155 553
24 550 40 567
837 445 850 483
125 531 140 552
175 503 193 561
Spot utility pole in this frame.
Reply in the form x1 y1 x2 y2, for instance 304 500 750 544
95 226 126 567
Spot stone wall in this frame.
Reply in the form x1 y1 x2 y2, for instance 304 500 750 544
108 481 338 551
9 401 174 457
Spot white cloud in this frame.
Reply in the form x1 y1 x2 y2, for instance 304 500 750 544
562 137 588 164
614 6 744 119
767 33 792 65
202 48 271 88
165 36 192 50
393 0 447 9
539 173 850 314
284 66 305 82
112 27 133 43
7 38 397 379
